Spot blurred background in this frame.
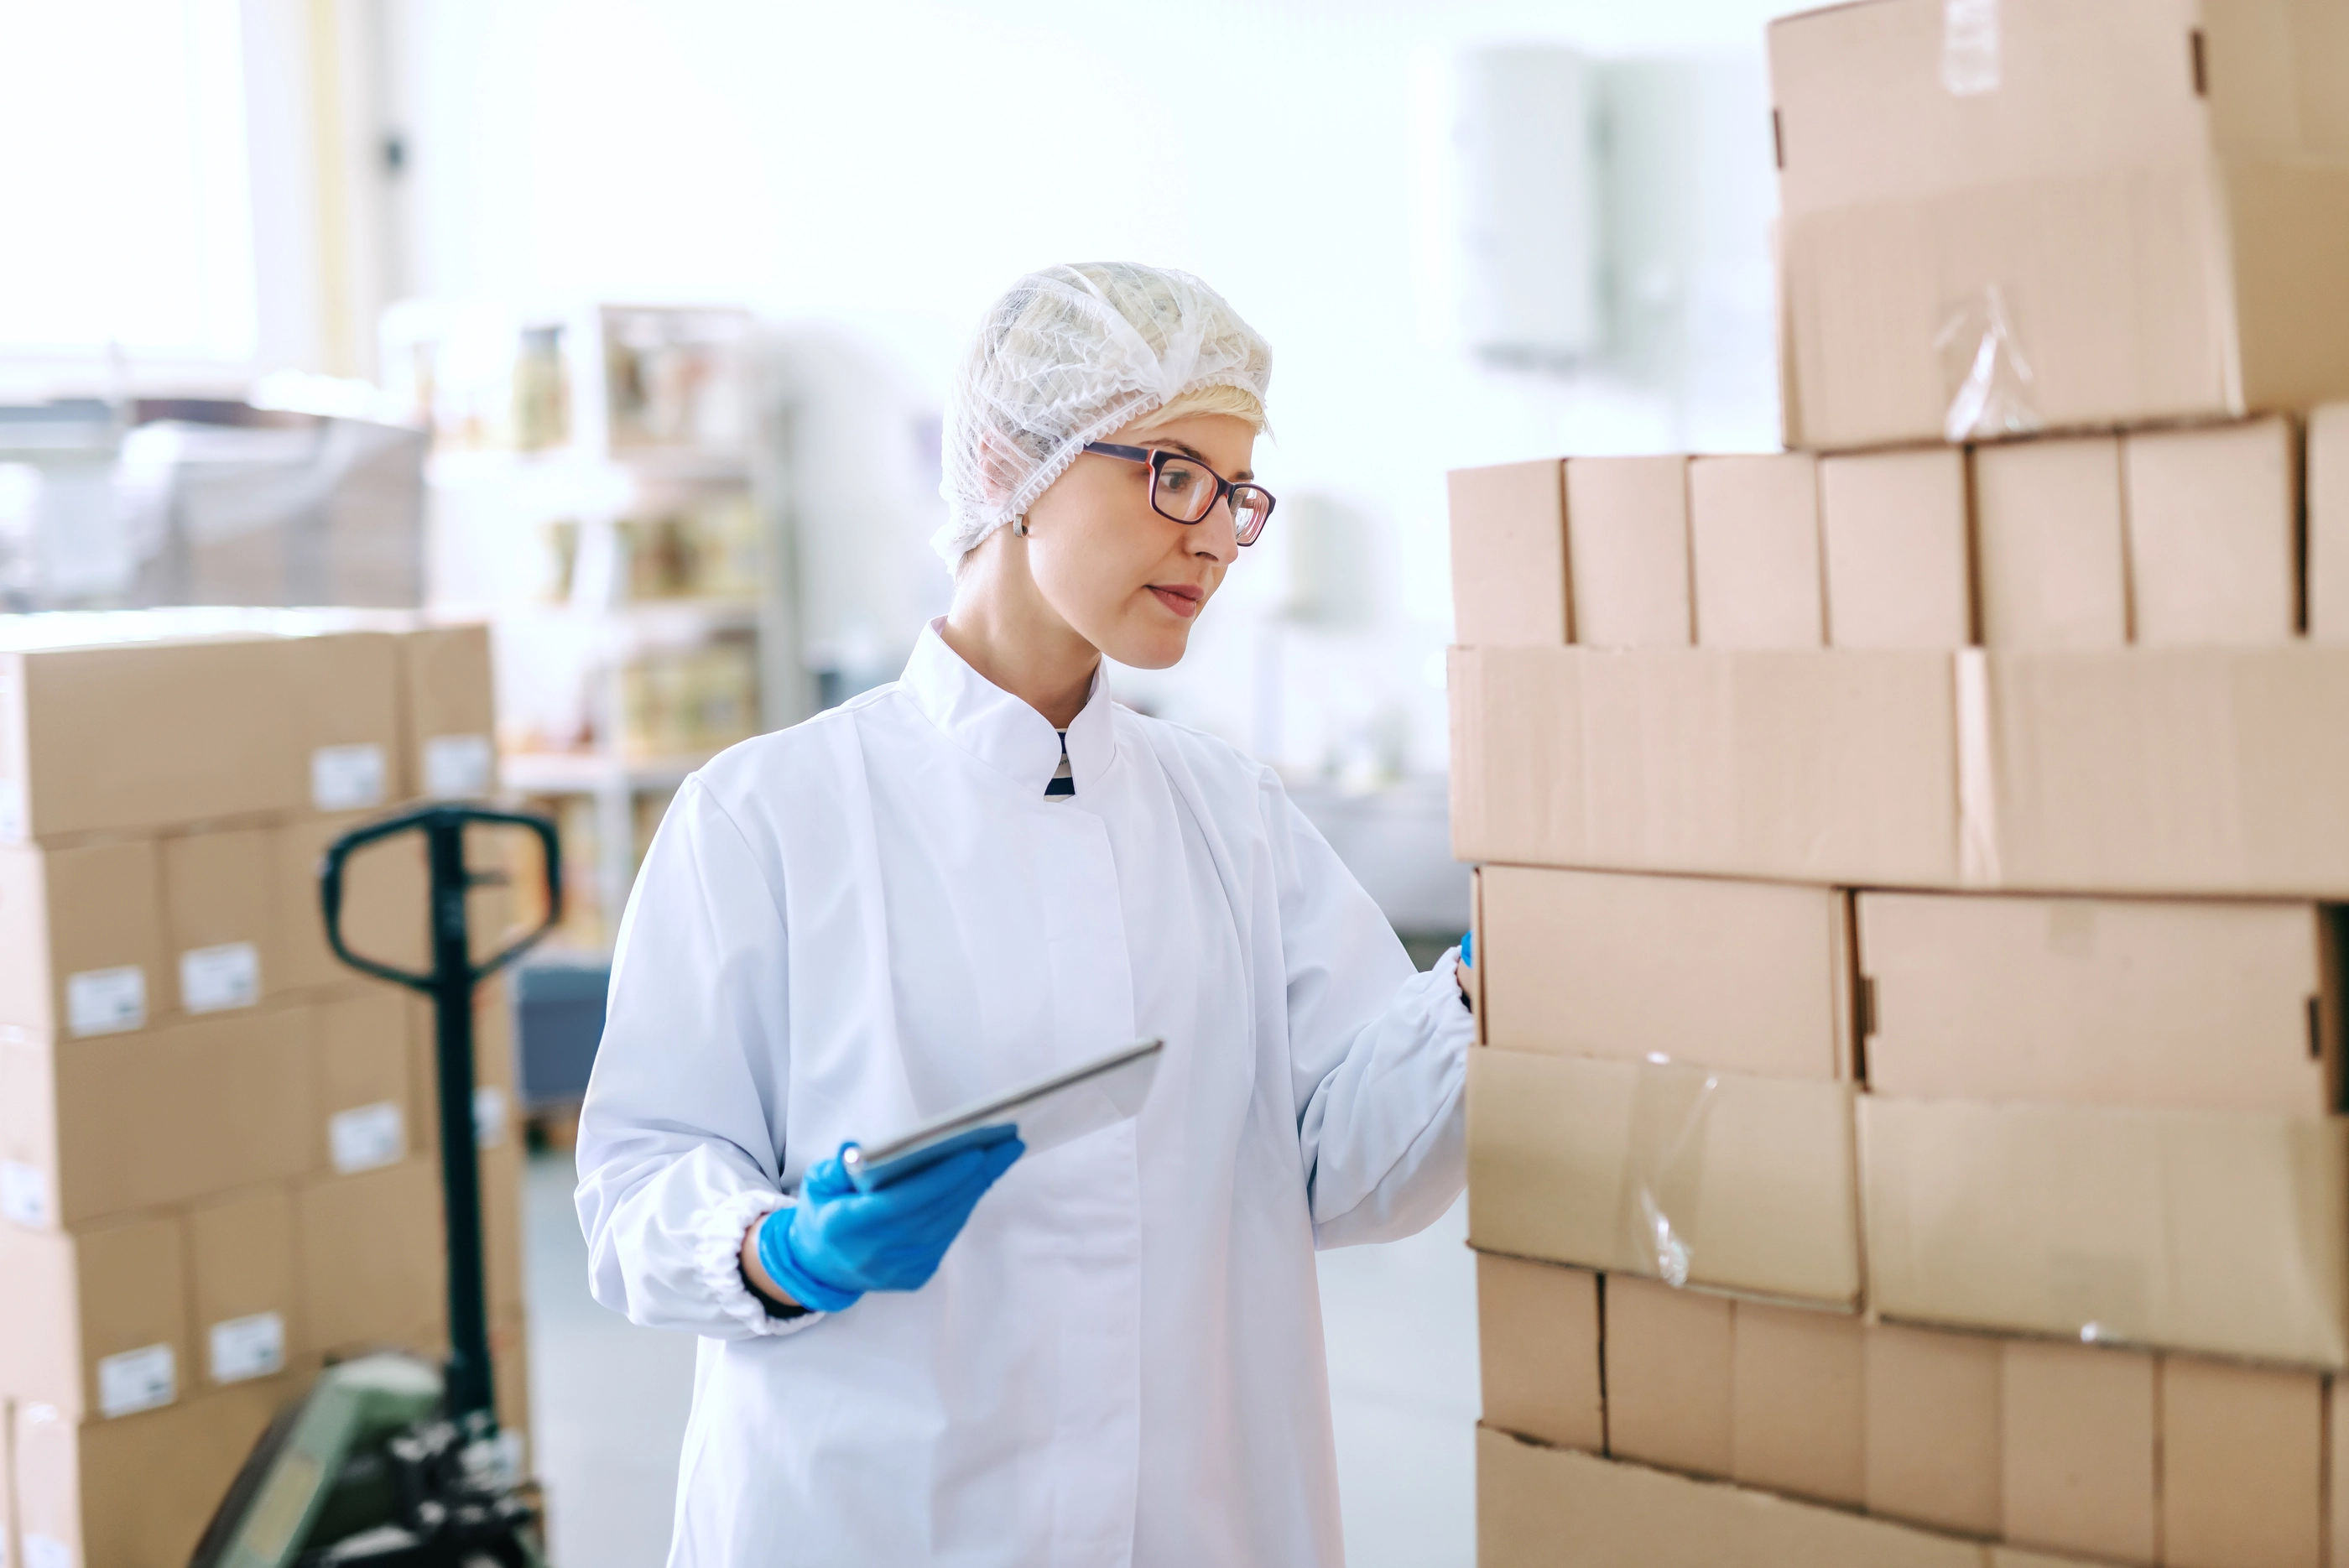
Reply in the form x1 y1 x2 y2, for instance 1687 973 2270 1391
0 3 1786 1562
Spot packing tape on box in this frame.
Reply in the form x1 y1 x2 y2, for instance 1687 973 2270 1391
1935 283 2043 443
1953 649 2001 886
1617 1058 1720 1289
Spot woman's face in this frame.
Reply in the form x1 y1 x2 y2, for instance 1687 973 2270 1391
1019 411 1257 669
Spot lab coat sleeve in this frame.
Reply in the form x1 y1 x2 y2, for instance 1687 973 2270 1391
574 774 821 1339
1268 779 1473 1250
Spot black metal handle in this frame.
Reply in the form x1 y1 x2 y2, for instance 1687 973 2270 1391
316 801 562 1436
319 803 563 993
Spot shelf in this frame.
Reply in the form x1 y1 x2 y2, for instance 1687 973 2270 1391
501 749 720 795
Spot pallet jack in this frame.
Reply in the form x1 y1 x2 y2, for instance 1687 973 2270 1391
190 803 562 1568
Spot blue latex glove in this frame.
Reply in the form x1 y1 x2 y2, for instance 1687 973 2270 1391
755 1138 1024 1313
1460 929 1472 968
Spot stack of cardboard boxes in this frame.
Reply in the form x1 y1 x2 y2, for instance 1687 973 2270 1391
1455 3 2349 1564
0 617 530 1568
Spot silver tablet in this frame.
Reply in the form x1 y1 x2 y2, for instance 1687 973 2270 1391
837 1037 1164 1192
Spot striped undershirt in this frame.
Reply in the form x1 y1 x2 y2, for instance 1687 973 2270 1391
1046 731 1075 799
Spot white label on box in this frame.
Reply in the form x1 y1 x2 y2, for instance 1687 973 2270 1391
475 1084 508 1148
312 742 388 811
180 942 261 1013
1940 0 2000 96
2 1159 50 1227
329 1100 407 1173
65 966 144 1037
424 732 496 799
25 1534 70 1568
0 777 23 841
96 1342 175 1417
209 1311 287 1383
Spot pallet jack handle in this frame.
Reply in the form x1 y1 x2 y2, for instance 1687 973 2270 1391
320 804 563 1438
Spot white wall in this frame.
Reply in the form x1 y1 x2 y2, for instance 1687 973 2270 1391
385 0 1788 768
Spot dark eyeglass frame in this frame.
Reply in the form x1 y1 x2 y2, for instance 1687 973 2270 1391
1081 441 1277 546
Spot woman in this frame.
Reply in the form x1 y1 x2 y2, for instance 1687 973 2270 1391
576 262 1473 1566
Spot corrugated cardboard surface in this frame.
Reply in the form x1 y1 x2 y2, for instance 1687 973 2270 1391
1689 455 1824 649
273 812 427 990
2122 417 2300 647
318 989 414 1172
1820 448 1972 649
1769 0 2349 450
1448 459 1570 647
1449 645 1958 887
1468 1047 1860 1305
1866 1322 2003 1535
3 638 299 842
296 1156 447 1356
1564 456 1691 649
160 827 279 1013
2000 1339 2156 1563
400 623 497 798
13 1374 297 1568
187 1185 302 1392
1477 1426 1985 1568
1860 1094 2349 1367
1977 646 2349 896
1972 436 2128 649
1857 892 2335 1114
0 1216 188 1421
2310 404 2349 643
1731 1298 1865 1507
0 841 164 1036
282 630 401 815
10 1006 317 1230
1602 1275 1732 1477
2160 1357 2323 1568
1480 866 1849 1079
1476 1253 1603 1451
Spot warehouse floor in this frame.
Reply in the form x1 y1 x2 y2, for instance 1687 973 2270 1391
518 1152 1478 1567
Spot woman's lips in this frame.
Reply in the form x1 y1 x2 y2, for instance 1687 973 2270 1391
1148 584 1202 619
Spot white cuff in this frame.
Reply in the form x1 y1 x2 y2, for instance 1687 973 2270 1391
695 1186 826 1337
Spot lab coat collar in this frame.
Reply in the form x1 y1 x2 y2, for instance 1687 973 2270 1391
902 618 1117 798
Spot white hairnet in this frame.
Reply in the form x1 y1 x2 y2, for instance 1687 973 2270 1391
933 262 1273 566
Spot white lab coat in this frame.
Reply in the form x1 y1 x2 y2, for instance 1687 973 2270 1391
576 620 1471 1568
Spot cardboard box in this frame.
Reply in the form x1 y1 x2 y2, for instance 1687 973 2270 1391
1563 456 1691 649
1688 455 1824 649
1730 1298 1865 1507
2122 417 2300 647
1972 646 2349 897
1602 1274 1732 1477
1866 1322 2003 1536
12 1376 295 1568
482 1138 526 1323
296 1157 447 1357
0 634 300 844
1477 1426 1985 1568
2331 1379 2349 1568
2161 1357 2322 1568
2309 404 2349 643
0 1216 190 1420
0 1007 316 1231
319 990 413 1175
1468 1047 1859 1305
1477 867 1852 1079
283 630 399 816
1860 1094 2349 1367
1972 437 2128 650
160 827 277 1015
1476 1253 1603 1451
1819 448 1973 649
273 813 429 990
1999 1339 2155 1564
401 623 497 800
404 975 519 1158
1450 645 1959 887
0 841 164 1037
1770 0 2349 451
1448 459 1570 646
186 1185 301 1392
1857 892 2338 1114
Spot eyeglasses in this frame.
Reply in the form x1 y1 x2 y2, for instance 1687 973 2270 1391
1081 441 1276 546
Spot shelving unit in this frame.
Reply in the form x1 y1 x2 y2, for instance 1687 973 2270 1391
383 300 803 945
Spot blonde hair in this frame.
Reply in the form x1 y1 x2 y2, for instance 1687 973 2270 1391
1126 380 1270 438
